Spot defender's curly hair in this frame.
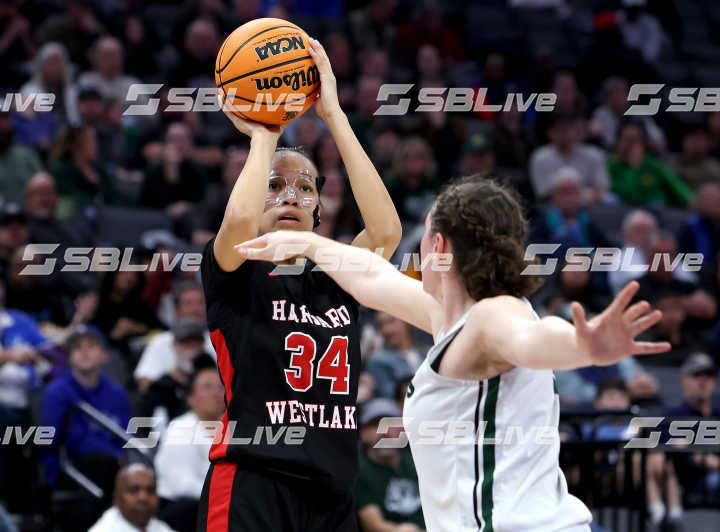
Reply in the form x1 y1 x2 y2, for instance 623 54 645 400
430 175 542 300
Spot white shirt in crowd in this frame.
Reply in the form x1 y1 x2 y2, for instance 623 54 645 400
134 332 215 382
154 411 213 500
88 507 176 532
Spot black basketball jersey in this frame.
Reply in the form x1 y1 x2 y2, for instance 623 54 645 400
200 238 361 496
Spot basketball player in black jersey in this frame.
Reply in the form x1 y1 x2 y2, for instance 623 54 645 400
196 39 402 532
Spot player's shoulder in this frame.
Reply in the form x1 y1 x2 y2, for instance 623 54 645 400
468 295 537 327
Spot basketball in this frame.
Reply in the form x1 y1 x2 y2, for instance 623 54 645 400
215 18 320 125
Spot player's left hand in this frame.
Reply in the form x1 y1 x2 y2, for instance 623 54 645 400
235 231 312 263
571 281 671 366
308 38 341 120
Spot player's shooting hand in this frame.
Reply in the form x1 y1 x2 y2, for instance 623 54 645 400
308 38 341 120
571 281 671 366
234 231 312 263
217 90 286 140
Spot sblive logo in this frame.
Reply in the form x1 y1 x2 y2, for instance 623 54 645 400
626 84 720 115
253 65 319 91
255 36 305 60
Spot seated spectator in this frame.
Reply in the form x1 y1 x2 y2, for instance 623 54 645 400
41 326 130 495
19 42 79 125
365 311 428 399
0 0 35 90
191 147 248 246
459 132 496 177
77 36 140 105
671 126 720 190
492 106 537 170
588 76 666 153
0 202 29 277
386 137 439 224
35 3 104 70
529 115 609 203
136 319 215 434
649 353 720 527
635 233 716 336
139 122 206 220
135 282 213 393
89 463 177 532
580 379 635 441
608 210 658 295
167 19 219 88
91 269 164 352
49 124 116 218
607 120 692 207
528 167 610 256
154 366 224 532
677 183 720 278
0 111 43 204
355 399 425 532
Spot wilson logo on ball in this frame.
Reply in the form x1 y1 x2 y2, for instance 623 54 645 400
255 36 306 61
253 66 319 91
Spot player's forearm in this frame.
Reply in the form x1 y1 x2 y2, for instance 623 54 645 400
221 134 277 233
324 110 402 258
509 317 592 371
304 232 393 305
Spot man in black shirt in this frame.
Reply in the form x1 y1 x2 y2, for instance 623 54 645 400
196 39 401 532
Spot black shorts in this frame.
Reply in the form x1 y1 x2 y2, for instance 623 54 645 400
196 461 358 532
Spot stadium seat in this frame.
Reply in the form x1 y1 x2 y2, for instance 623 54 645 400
94 206 173 247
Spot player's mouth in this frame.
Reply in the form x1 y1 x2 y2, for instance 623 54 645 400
277 210 302 225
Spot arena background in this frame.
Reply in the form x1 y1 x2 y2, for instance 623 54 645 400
0 0 720 531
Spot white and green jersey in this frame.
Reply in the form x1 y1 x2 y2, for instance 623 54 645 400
403 308 592 532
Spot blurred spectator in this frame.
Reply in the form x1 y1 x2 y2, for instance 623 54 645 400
608 210 659 295
386 137 438 224
348 0 397 52
580 378 635 441
459 132 495 177
588 76 666 153
49 125 116 218
36 1 105 69
154 366 224 532
528 167 609 255
122 15 157 80
677 183 720 278
139 122 206 220
136 320 215 436
355 398 425 532
20 42 79 125
396 3 464 67
492 106 537 170
348 76 383 151
168 19 220 88
89 463 177 532
91 269 164 349
192 147 248 245
671 126 720 191
9 106 62 161
135 282 213 393
0 0 35 90
370 125 400 177
41 326 130 495
708 112 720 159
607 120 692 207
77 36 140 104
0 111 43 204
529 115 609 203
0 202 29 277
365 311 427 400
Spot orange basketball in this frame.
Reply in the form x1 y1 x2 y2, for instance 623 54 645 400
215 18 320 125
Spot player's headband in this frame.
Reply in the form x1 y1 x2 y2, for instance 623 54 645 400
265 170 319 209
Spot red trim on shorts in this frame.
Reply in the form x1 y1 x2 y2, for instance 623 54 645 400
209 329 234 460
206 461 237 532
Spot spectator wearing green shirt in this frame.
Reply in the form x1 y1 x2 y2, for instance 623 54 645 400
0 112 44 204
354 398 425 532
49 125 116 218
608 120 692 207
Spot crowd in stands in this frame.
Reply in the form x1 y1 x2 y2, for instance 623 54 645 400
1 0 720 531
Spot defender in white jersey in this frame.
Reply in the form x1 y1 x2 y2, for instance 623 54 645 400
235 177 671 532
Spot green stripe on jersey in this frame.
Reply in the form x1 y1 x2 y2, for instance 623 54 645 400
481 376 500 531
